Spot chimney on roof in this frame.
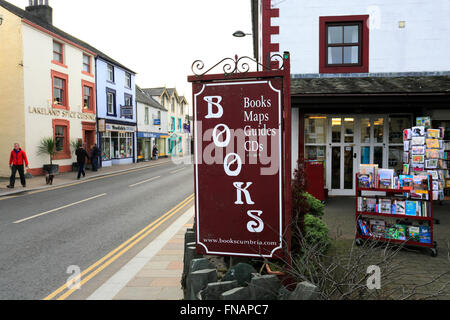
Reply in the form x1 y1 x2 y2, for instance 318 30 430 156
26 0 53 25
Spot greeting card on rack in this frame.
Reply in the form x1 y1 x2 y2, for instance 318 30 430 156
403 129 412 141
411 146 425 155
428 170 439 180
416 117 431 128
412 126 425 137
403 152 410 163
404 141 410 151
411 136 425 146
411 155 425 164
412 164 425 172
426 139 440 149
426 149 440 159
403 164 410 175
427 129 440 139
425 159 439 169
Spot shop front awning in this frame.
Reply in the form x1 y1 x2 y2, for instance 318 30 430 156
290 75 450 112
291 75 450 96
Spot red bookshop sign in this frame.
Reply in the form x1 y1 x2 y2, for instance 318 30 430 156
192 78 286 258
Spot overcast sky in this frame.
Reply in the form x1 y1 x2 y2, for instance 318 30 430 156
9 0 254 105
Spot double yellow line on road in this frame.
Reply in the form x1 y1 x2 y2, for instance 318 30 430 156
43 193 194 300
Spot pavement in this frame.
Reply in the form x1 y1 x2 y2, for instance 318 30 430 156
87 205 194 300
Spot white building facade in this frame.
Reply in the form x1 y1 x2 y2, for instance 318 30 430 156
252 0 450 196
136 86 169 160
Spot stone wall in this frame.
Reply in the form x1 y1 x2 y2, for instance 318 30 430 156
182 228 320 300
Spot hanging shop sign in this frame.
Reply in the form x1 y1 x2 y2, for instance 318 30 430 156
188 53 292 259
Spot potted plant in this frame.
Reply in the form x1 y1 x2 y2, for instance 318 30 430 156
38 137 60 175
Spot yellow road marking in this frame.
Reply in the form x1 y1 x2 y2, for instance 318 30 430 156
13 193 107 224
128 176 161 188
43 193 194 300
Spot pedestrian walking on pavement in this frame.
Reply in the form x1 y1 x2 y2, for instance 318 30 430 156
90 143 101 172
152 145 159 160
7 143 29 189
75 144 90 180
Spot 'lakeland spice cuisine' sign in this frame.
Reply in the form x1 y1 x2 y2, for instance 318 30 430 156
193 79 285 258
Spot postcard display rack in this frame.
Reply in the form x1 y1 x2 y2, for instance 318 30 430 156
444 140 450 199
403 125 448 202
355 165 437 257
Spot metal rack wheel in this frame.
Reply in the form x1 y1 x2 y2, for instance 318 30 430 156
430 248 438 257
355 238 364 247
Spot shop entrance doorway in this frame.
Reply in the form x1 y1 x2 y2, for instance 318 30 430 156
326 115 388 196
305 114 412 197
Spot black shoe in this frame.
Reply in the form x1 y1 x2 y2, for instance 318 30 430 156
6 185 14 189
22 185 26 188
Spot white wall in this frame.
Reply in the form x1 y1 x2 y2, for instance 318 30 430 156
272 0 450 74
136 101 168 134
22 23 96 170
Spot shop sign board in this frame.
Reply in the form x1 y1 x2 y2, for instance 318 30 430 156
191 78 287 258
106 124 136 132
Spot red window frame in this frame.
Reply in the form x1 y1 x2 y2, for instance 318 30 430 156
319 15 369 74
52 40 68 68
51 70 69 110
82 54 93 76
81 80 96 114
52 119 71 160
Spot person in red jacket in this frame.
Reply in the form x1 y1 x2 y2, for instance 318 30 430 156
7 143 29 189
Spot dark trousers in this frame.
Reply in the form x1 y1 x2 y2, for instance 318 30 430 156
77 162 86 179
92 157 99 171
10 165 26 187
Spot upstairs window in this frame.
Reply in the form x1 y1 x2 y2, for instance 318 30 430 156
107 90 116 115
327 23 361 65
82 80 95 113
83 86 92 110
124 94 132 106
144 107 149 125
319 15 369 74
107 64 115 82
53 41 63 64
51 70 69 109
83 54 91 73
53 78 65 105
125 72 132 88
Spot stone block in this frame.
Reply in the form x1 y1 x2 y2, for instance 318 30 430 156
199 280 238 300
182 246 200 289
184 231 196 244
221 287 251 300
222 263 257 286
248 275 281 300
289 281 320 300
190 258 216 273
278 286 292 300
186 269 217 300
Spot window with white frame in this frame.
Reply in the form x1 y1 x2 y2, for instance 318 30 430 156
125 72 132 88
107 64 115 82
